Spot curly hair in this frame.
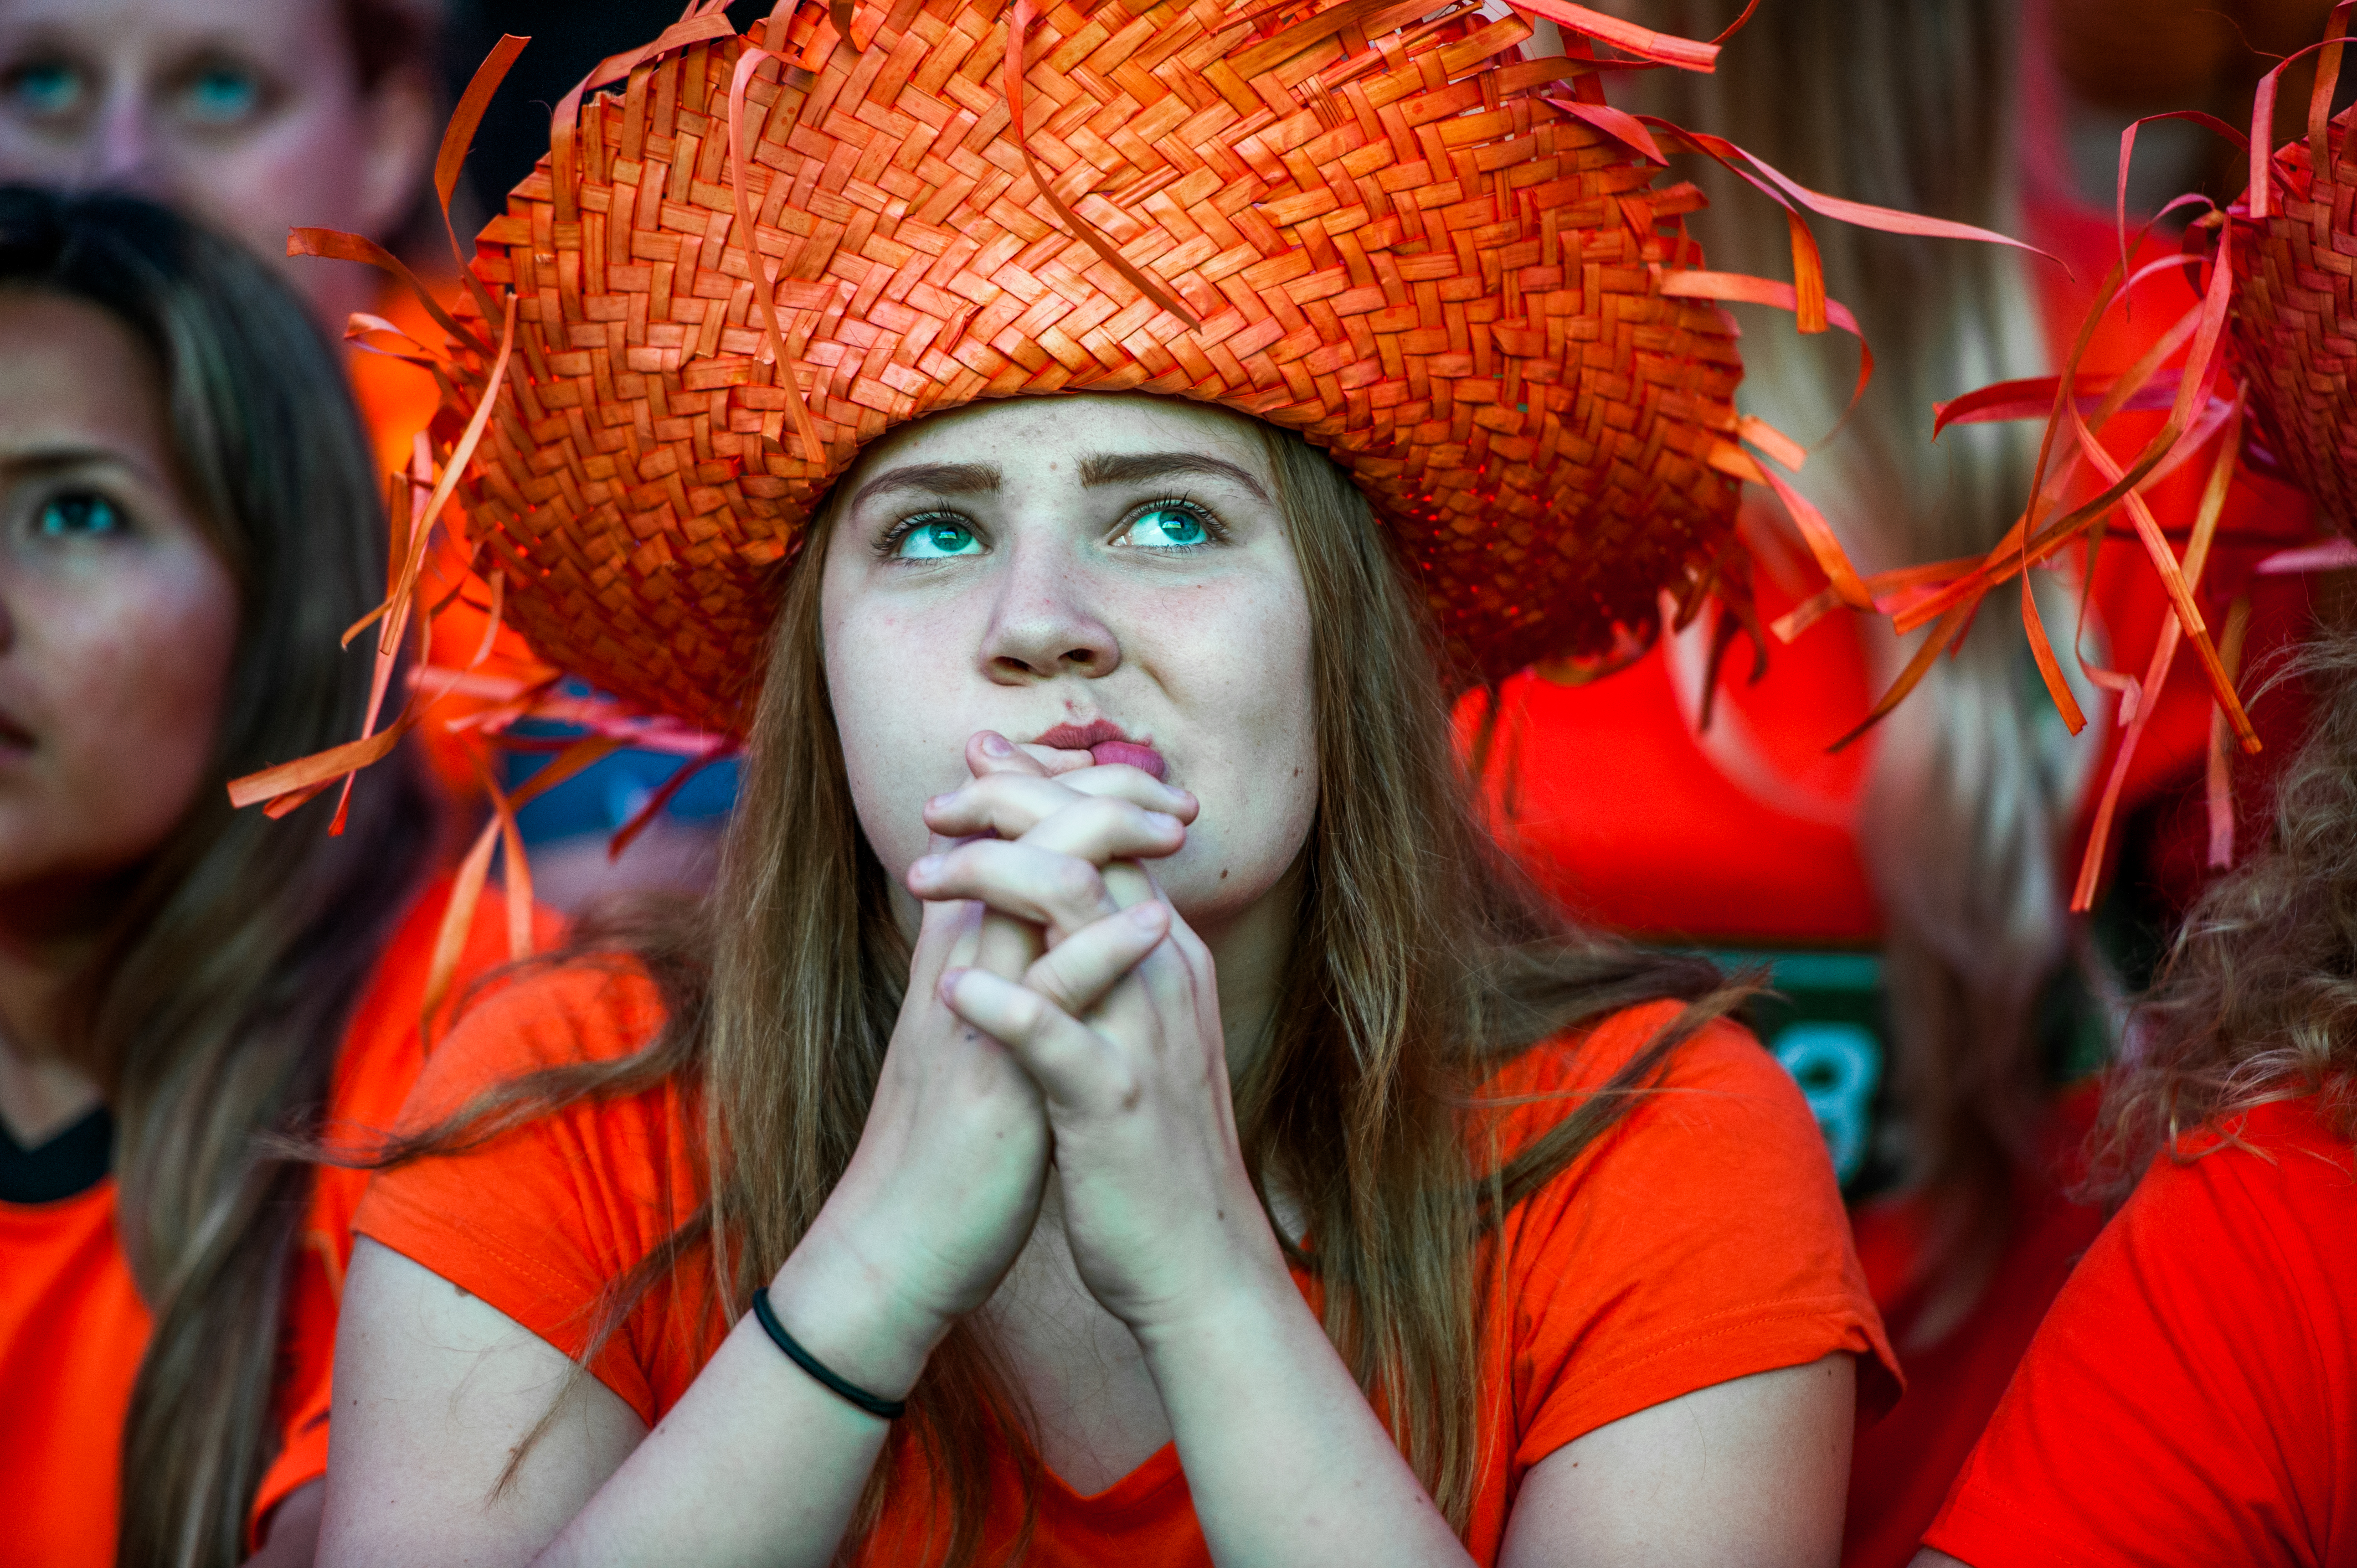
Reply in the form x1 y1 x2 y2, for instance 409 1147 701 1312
2096 591 2357 1197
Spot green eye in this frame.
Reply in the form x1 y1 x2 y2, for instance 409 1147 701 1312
894 518 981 559
181 64 261 123
36 492 122 538
1121 504 1208 549
4 58 84 117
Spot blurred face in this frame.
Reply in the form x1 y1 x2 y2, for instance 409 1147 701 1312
0 0 434 324
821 395 1321 936
0 290 238 915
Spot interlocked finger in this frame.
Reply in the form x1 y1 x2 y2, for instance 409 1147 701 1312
925 770 1195 848
938 967 1124 1112
1022 901 1170 1018
909 839 1121 940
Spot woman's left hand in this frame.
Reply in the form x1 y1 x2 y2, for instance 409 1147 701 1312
911 749 1292 1342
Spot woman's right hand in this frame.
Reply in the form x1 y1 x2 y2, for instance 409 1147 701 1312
766 732 1193 1396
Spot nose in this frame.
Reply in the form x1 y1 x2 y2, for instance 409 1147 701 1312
976 541 1120 685
85 80 167 199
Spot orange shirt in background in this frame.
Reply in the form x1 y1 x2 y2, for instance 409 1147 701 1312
1923 1095 2357 1568
354 967 1897 1567
346 277 553 808
0 875 548 1566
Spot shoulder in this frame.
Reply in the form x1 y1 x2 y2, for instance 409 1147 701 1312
349 953 702 1426
2101 1094 2357 1347
397 952 672 1129
1927 1095 2357 1567
1480 1000 1896 1461
1478 997 1815 1173
2156 1094 2357 1212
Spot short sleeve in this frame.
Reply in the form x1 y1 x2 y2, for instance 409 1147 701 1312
1489 1003 1898 1466
351 960 717 1426
1924 1101 2357 1568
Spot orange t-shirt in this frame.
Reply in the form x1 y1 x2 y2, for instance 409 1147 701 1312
0 875 548 1567
1923 1095 2357 1568
354 964 1899 1566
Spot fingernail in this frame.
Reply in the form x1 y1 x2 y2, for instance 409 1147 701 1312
909 854 940 880
977 732 1013 757
938 968 966 1002
1128 901 1166 927
1147 811 1180 831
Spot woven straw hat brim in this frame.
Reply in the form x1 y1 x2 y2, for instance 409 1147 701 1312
435 0 1755 733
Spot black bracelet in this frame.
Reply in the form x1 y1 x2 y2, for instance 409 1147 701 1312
749 1287 908 1420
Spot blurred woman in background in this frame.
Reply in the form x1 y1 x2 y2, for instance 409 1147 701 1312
0 0 442 334
0 188 519 1568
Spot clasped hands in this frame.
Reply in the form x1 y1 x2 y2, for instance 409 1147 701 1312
794 730 1285 1392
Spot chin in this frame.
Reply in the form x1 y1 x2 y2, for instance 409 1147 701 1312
1161 853 1290 934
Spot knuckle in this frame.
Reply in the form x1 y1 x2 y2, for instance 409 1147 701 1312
1048 858 1104 907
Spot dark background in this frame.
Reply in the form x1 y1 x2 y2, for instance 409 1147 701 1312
444 1 774 224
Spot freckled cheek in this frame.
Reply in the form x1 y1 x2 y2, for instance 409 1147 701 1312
1138 584 1318 891
1156 585 1316 764
824 603 980 870
33 577 238 864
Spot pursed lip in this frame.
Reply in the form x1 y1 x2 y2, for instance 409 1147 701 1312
1029 719 1167 780
1032 719 1142 752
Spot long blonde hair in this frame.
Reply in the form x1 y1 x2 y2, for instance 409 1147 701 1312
416 409 1747 1563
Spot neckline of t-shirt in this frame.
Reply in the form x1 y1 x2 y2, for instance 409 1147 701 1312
1037 1440 1185 1517
0 1105 115 1206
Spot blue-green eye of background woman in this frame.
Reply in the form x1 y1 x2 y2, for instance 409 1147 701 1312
1124 504 1207 549
181 64 262 124
3 59 83 118
896 518 981 559
37 493 122 539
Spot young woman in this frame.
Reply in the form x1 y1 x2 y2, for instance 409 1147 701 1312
303 3 1942 1557
1913 602 2357 1565
0 187 524 1568
323 383 1895 1567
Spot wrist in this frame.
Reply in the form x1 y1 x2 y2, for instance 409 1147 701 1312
768 1216 953 1404
1125 1222 1299 1361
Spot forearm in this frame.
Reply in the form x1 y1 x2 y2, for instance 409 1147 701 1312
537 1240 935 1568
1138 1268 1475 1568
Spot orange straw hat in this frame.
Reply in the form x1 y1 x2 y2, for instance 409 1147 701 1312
230 0 2024 991
1839 2 2357 910
277 0 2038 735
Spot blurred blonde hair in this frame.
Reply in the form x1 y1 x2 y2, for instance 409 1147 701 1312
1628 0 2102 1294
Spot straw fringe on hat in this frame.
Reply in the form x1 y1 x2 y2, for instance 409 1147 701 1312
1842 2 2357 910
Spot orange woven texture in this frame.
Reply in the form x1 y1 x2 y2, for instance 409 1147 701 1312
444 0 1746 732
2227 114 2357 535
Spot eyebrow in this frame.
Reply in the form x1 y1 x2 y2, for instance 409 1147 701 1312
1079 451 1271 503
847 461 1001 512
0 444 156 485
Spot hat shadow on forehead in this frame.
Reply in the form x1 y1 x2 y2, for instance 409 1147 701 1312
432 0 1777 735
